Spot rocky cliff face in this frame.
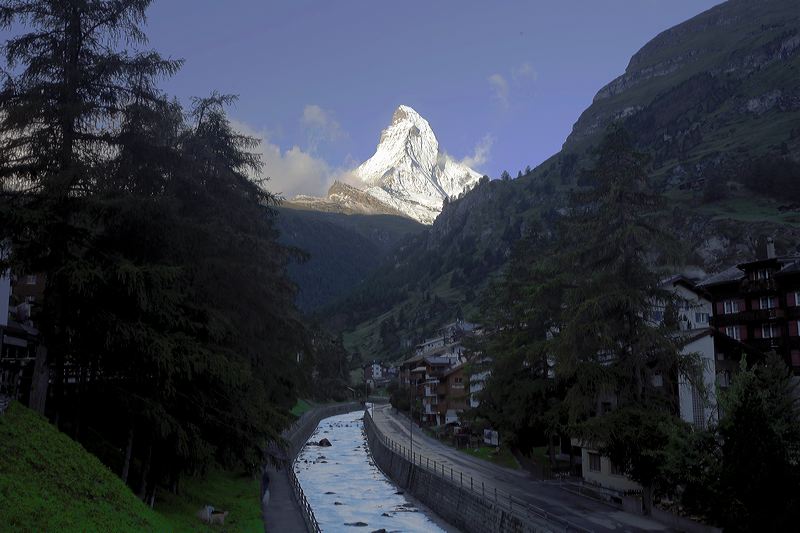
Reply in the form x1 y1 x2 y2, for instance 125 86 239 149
564 0 800 185
288 181 407 218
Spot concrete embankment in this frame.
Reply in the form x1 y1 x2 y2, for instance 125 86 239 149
262 401 361 533
363 410 565 533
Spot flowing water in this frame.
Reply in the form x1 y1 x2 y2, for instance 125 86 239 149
294 409 447 532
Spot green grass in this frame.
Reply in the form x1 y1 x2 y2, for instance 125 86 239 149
155 469 262 533
0 402 171 532
290 398 314 417
459 446 520 470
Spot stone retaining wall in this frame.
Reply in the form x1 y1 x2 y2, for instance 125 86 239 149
363 412 566 533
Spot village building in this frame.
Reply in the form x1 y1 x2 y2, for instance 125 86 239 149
398 320 480 426
575 247 800 496
697 242 800 374
0 269 45 405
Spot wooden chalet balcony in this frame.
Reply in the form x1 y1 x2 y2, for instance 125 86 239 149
750 337 785 352
752 308 785 320
741 278 777 293
711 308 784 326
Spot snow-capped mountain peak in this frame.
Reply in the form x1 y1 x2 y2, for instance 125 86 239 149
354 105 482 224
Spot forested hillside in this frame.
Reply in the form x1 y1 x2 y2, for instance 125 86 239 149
276 206 423 311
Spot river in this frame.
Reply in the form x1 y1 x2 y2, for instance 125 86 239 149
294 409 447 532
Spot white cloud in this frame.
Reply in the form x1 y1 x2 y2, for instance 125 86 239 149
460 134 494 170
512 62 538 83
301 104 344 152
232 119 333 199
488 73 509 110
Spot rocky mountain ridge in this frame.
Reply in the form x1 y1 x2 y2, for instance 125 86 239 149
290 105 483 225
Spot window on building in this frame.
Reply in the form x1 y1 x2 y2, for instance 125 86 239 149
723 300 739 314
725 326 741 340
793 292 800 307
759 296 777 309
609 461 624 476
762 323 780 338
757 269 771 280
588 452 601 473
25 274 36 285
695 312 708 325
452 377 464 388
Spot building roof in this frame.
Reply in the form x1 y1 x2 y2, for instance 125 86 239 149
698 256 800 288
443 363 465 378
696 265 743 288
424 356 458 366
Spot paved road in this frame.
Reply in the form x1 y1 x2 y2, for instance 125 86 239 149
371 404 670 533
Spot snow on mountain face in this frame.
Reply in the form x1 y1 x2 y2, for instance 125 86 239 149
354 105 482 224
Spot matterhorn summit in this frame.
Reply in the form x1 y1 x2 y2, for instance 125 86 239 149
287 105 482 224
353 105 482 224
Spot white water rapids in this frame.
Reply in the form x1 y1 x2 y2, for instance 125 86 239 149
294 409 447 532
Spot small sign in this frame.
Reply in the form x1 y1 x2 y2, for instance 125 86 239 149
483 429 499 446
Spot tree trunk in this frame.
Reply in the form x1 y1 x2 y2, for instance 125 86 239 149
139 443 152 499
52 351 64 428
73 364 84 439
547 435 556 467
642 483 653 515
121 424 134 484
28 345 49 415
148 485 157 509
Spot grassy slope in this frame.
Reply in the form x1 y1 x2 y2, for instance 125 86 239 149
0 402 170 532
155 470 262 533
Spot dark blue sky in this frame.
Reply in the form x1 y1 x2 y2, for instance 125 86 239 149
143 1 722 197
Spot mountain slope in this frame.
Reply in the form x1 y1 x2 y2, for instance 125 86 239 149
563 0 800 186
276 206 424 311
327 0 800 361
288 181 409 218
354 105 483 224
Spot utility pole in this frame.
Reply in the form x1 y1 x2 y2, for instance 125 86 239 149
409 376 414 459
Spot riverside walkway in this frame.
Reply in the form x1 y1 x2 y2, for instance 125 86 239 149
262 402 361 533
262 462 307 533
371 403 669 532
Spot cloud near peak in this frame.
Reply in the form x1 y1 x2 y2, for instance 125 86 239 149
460 134 494 170
232 119 333 199
301 104 345 153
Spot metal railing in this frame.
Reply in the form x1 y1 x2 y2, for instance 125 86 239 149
287 460 322 533
268 402 360 533
363 410 590 533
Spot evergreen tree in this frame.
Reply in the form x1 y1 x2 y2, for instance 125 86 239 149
476 229 566 456
0 2 307 500
554 126 687 512
715 354 800 531
0 0 180 422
